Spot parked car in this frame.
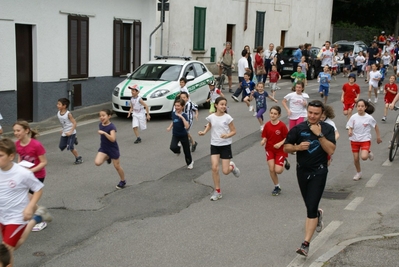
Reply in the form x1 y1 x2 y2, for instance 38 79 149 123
280 46 320 80
112 56 213 117
333 40 368 59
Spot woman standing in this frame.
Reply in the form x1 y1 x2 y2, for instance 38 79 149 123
254 46 265 82
273 46 284 76
244 45 254 81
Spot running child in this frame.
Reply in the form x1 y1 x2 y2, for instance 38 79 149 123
127 85 151 144
206 80 224 113
342 52 351 77
282 82 309 130
260 106 290 196
368 63 382 103
56 98 82 164
268 65 281 98
13 120 50 232
179 77 189 95
198 96 240 201
298 56 308 86
355 51 365 77
382 75 398 121
180 92 199 152
94 109 126 189
347 99 382 181
321 105 339 166
0 138 53 267
381 51 391 70
166 98 194 169
341 73 361 124
239 72 256 112
290 66 306 90
249 82 278 131
318 65 332 104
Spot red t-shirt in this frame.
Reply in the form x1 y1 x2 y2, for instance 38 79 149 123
342 83 360 104
269 71 280 83
262 120 288 154
384 83 398 103
15 138 46 178
254 53 263 68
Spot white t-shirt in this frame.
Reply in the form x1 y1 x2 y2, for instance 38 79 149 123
284 92 308 120
319 47 334 67
0 163 44 224
355 56 365 66
206 113 233 146
324 118 337 131
382 55 391 65
237 56 249 77
57 110 76 136
369 70 382 88
347 113 376 142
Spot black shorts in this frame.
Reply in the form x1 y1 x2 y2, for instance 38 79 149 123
210 144 233 159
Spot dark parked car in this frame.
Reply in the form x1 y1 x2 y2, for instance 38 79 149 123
280 46 320 80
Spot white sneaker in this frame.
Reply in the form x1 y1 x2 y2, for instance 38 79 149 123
260 125 264 131
35 206 53 223
360 74 363 77
249 105 254 112
374 98 378 103
353 172 362 181
32 221 47 232
368 99 372 102
230 161 240 177
253 111 257 117
210 190 222 201
187 161 194 170
368 151 374 161
345 126 350 130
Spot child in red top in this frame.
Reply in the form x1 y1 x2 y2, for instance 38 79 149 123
341 73 360 124
382 75 398 121
260 106 290 196
268 65 281 98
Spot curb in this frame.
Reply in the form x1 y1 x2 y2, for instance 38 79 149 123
310 232 399 266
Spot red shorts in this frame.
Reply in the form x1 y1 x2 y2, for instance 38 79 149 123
343 103 355 111
332 66 338 71
1 223 27 247
266 150 287 166
350 141 371 153
385 96 395 104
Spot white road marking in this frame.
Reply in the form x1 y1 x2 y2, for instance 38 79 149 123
382 159 393 166
287 220 343 267
365 173 382 187
344 197 364 211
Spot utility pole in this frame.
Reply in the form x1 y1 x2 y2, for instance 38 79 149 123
157 0 169 55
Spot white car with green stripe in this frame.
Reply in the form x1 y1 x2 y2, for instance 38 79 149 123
112 57 213 116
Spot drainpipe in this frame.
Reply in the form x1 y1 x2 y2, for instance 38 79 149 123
244 0 249 31
149 23 163 60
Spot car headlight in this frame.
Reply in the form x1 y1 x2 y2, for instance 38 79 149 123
113 87 120 97
150 89 170 98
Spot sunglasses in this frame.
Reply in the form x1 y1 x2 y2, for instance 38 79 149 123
308 101 323 108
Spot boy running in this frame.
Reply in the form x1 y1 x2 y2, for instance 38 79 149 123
127 84 151 144
341 73 361 124
318 65 332 104
382 75 398 121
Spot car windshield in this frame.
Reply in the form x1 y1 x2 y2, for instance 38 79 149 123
336 44 354 53
282 48 296 57
130 64 182 81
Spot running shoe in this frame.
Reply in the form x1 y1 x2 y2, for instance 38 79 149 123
191 141 198 152
296 243 309 257
249 105 254 112
74 156 83 165
284 158 291 170
382 116 386 122
272 186 281 196
35 206 53 223
187 161 194 170
374 98 378 103
368 151 374 161
231 95 239 102
353 172 362 181
230 161 241 177
345 126 349 130
32 222 47 232
253 111 257 117
368 99 372 102
134 137 142 144
116 180 126 189
320 93 324 98
210 190 222 201
229 89 234 93
316 209 324 232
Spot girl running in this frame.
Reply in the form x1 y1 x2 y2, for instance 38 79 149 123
347 100 382 181
382 75 398 122
94 109 126 189
167 98 194 169
198 97 240 201
282 82 309 129
260 106 290 196
13 120 51 232
249 82 278 131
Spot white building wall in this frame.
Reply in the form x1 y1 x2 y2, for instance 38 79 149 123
0 0 155 91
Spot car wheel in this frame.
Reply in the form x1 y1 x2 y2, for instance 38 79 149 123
115 112 126 118
308 66 315 80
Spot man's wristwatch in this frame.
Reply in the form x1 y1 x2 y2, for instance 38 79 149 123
317 133 324 138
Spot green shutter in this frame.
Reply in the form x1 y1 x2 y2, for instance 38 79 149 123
193 7 206 50
254 11 265 48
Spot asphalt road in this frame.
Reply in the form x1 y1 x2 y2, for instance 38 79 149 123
7 74 399 267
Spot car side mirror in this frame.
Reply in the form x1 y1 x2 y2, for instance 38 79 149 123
186 75 195 81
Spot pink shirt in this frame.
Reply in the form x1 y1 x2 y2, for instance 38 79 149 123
16 138 46 178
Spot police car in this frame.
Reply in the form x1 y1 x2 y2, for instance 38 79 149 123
112 56 213 116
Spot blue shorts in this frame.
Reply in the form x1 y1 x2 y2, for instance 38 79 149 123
59 134 76 151
319 85 330 96
368 59 376 66
98 147 120 160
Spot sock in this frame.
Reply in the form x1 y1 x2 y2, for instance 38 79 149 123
303 241 310 247
216 188 221 193
33 215 43 224
275 184 280 188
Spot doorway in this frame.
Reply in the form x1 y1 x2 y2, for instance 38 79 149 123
15 24 33 121
226 24 235 47
280 30 286 47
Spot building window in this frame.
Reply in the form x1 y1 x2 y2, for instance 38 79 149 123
193 7 206 51
113 20 132 76
68 15 89 79
254 11 265 49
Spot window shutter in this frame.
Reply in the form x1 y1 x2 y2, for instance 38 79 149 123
113 20 122 76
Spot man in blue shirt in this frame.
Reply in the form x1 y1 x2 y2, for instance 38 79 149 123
293 45 303 75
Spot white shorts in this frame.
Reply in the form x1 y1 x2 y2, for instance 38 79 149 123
132 113 147 130
270 82 277 91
